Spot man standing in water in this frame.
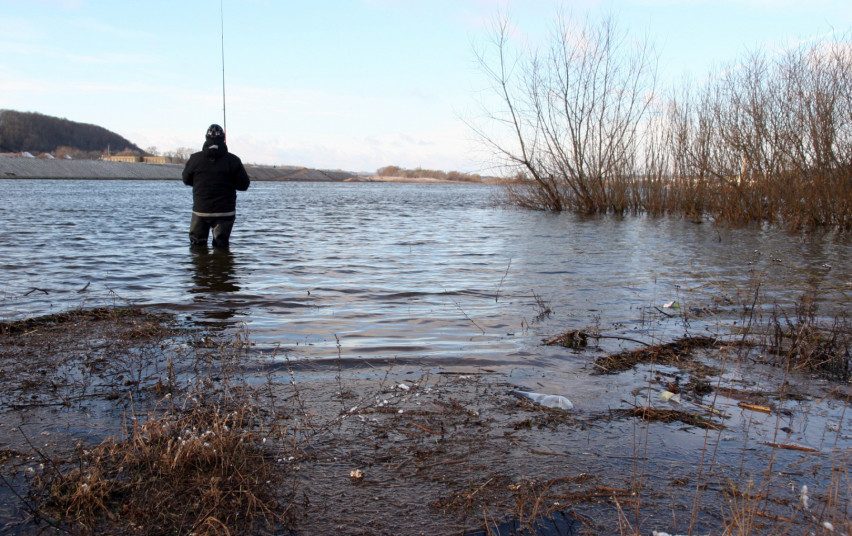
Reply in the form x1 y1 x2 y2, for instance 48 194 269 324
182 124 250 248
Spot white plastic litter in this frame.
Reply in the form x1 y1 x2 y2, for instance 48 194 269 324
660 390 682 404
511 390 574 410
397 383 411 391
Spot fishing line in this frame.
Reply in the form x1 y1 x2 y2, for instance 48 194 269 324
220 0 227 134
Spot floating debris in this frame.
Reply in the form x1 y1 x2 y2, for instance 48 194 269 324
613 407 725 430
511 390 574 410
738 402 772 414
544 329 588 349
593 336 719 375
765 442 819 453
660 390 681 404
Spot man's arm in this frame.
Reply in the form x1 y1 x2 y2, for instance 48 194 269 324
231 156 250 191
182 157 195 186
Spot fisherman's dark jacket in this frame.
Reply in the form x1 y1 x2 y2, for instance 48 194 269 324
182 140 250 217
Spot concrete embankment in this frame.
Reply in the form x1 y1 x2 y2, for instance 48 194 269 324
0 156 359 181
0 156 182 180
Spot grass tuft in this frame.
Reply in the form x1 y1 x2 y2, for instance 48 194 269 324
32 404 290 535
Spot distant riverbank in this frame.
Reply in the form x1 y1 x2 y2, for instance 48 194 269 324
0 156 354 182
0 156 503 183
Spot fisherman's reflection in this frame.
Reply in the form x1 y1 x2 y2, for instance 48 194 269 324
189 246 240 323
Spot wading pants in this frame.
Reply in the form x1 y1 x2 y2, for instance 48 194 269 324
189 213 235 248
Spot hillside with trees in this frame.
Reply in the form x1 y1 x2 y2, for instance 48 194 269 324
0 110 142 156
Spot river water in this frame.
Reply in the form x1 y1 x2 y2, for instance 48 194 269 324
0 179 848 363
1 179 850 533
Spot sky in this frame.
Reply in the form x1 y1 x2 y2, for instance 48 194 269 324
0 0 849 172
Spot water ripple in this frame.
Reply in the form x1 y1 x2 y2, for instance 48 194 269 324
1 179 849 364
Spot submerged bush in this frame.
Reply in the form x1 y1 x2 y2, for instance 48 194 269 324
476 13 851 229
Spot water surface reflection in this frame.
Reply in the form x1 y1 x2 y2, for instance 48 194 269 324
0 180 848 364
188 246 241 326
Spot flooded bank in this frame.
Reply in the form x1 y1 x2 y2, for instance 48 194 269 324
0 307 847 534
0 180 849 533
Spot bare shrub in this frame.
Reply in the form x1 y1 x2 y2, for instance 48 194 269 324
768 295 850 380
653 37 852 229
475 12 851 229
474 14 656 213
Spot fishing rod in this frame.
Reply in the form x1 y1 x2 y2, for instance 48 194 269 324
220 0 227 134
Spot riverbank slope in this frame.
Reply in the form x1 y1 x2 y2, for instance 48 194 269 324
0 306 847 535
0 156 361 182
0 156 509 184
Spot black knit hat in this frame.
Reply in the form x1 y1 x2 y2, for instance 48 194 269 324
205 124 225 141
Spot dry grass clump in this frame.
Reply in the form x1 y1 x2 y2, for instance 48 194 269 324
434 474 611 534
32 404 289 535
767 298 850 381
721 470 851 536
611 407 726 430
544 330 589 349
592 336 719 375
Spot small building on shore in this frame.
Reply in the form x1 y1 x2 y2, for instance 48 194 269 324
102 155 141 163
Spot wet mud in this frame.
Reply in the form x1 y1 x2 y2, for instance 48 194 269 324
0 307 848 535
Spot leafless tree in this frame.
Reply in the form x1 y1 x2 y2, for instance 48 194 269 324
473 14 657 213
164 147 194 164
474 14 850 228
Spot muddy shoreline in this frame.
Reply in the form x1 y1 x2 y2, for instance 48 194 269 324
0 307 848 535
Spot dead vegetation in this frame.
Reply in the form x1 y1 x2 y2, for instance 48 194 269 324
434 473 609 534
0 306 181 413
609 407 726 430
590 336 720 375
766 296 850 381
0 305 849 535
31 404 290 535
476 13 851 229
0 306 172 338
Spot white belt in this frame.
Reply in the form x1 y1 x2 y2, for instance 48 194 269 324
193 211 236 217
